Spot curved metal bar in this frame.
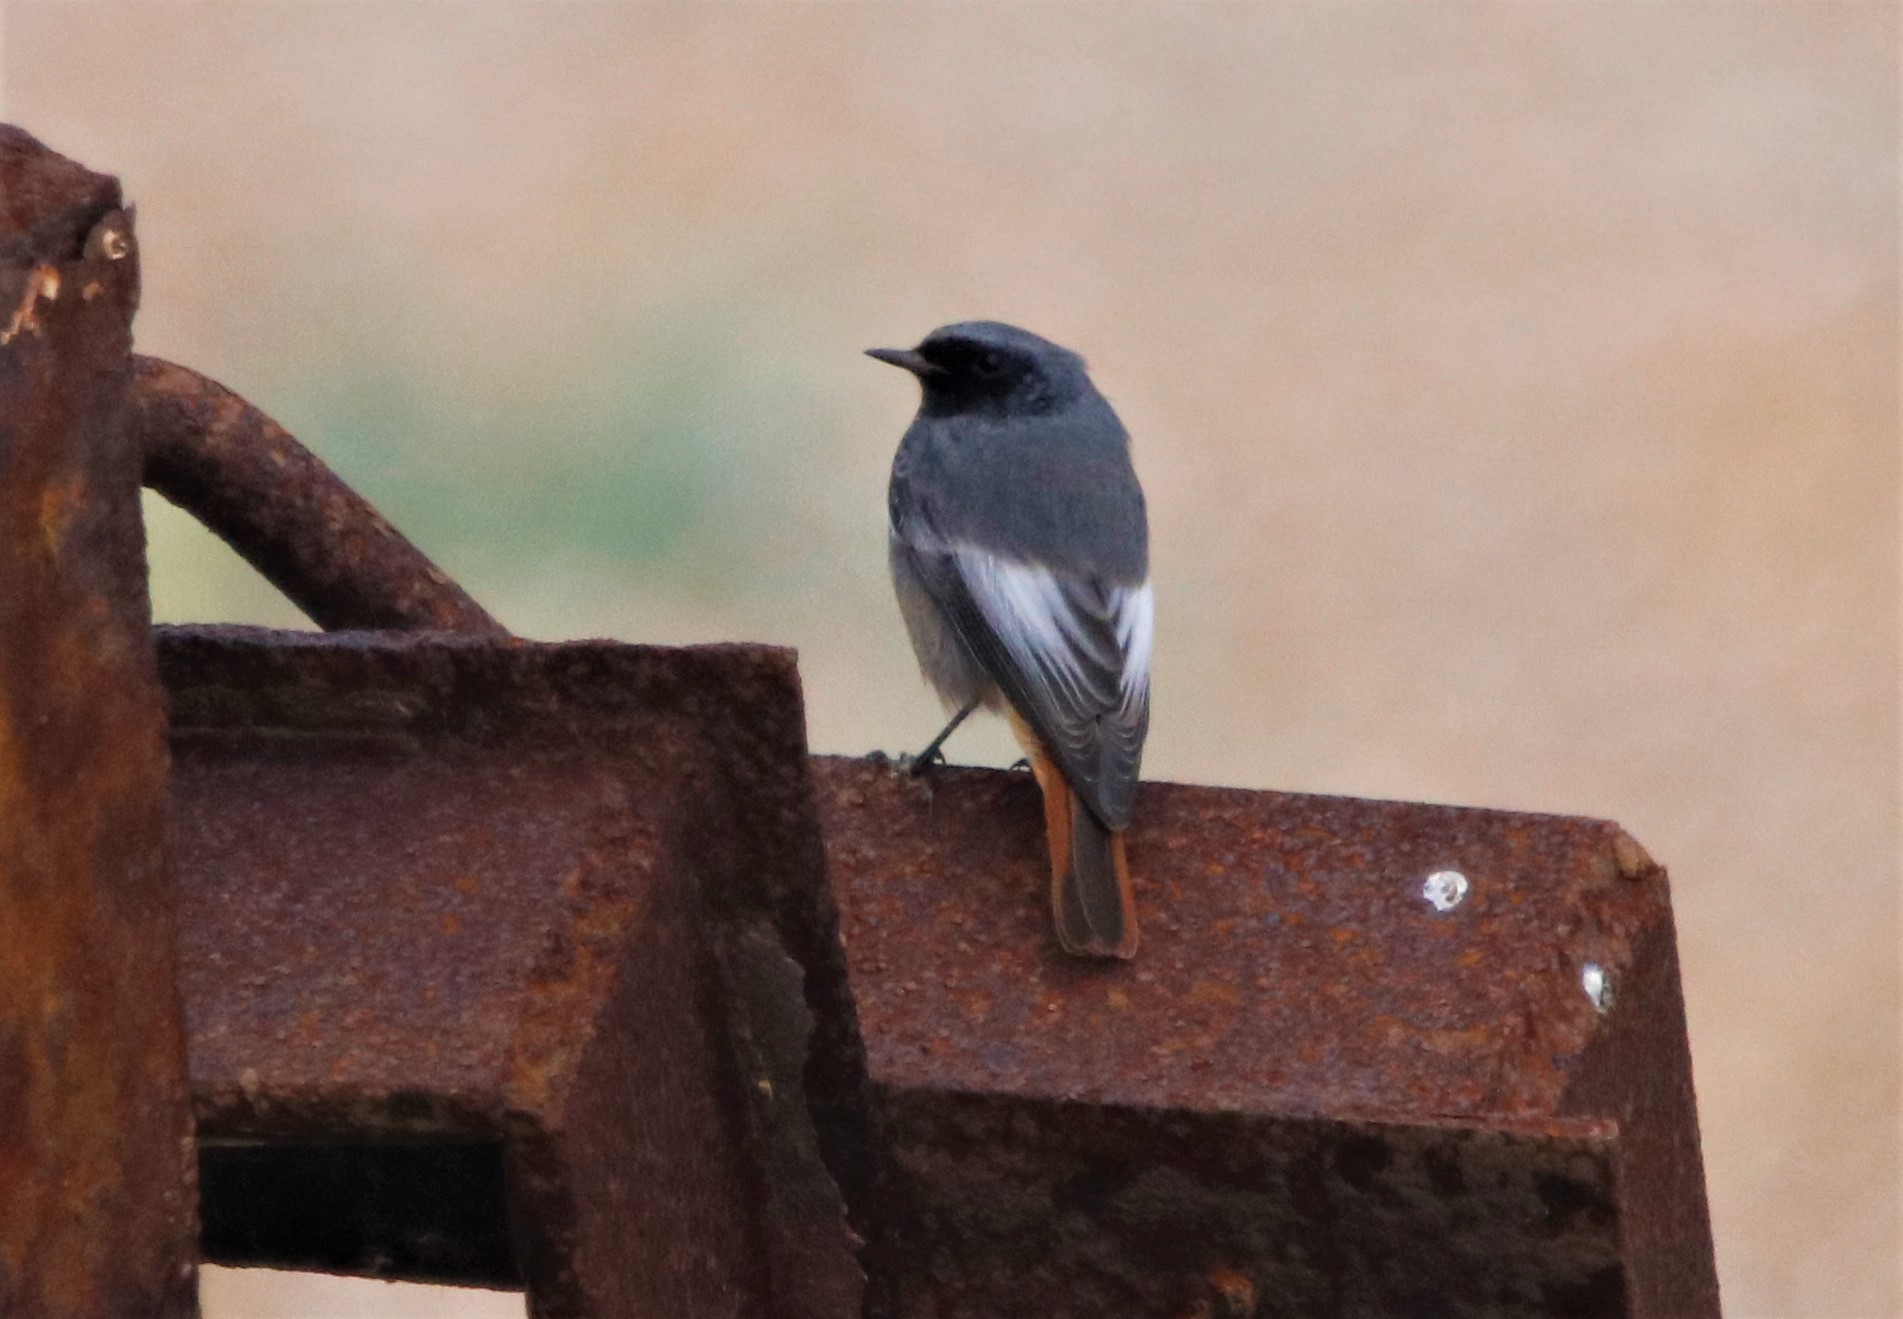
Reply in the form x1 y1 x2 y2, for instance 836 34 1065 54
131 354 506 635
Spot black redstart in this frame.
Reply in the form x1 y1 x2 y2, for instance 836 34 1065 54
869 321 1152 959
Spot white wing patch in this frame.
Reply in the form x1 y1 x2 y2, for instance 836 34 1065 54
1114 581 1153 710
970 556 1079 672
952 545 1148 716
934 542 1150 826
961 554 1090 699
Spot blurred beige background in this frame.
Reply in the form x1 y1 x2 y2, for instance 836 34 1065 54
4 3 1895 1316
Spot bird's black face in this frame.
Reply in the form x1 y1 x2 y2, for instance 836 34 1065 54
868 323 1084 418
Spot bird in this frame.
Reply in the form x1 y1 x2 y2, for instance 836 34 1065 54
869 321 1152 960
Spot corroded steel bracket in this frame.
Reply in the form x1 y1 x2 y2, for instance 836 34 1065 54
0 127 198 1316
163 626 867 1317
813 758 1720 1319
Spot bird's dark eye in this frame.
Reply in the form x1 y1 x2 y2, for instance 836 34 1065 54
973 351 1008 379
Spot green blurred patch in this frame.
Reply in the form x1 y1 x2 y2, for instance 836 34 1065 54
263 309 830 601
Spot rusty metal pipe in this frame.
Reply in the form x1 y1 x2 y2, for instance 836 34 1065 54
132 354 505 635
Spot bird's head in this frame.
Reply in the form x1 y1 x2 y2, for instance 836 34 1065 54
867 321 1091 417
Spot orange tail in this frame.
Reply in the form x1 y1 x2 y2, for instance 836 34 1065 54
1011 715 1139 959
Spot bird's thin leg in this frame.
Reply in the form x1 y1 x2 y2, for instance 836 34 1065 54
909 699 980 777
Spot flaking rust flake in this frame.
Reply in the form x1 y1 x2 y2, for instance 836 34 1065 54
1 266 60 346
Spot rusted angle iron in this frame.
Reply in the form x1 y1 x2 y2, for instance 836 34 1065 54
166 626 868 1318
162 618 1719 1317
814 757 1719 1319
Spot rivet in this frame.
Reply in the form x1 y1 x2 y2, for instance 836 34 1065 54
1421 869 1468 912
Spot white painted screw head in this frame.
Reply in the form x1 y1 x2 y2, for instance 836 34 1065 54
1582 963 1613 1014
1421 869 1468 912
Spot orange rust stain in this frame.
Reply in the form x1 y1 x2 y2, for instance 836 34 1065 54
571 896 636 942
1189 978 1241 1007
37 477 86 555
1207 1267 1257 1312
1422 1026 1494 1056
440 912 462 935
0 264 57 344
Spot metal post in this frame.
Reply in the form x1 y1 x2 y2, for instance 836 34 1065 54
0 126 198 1316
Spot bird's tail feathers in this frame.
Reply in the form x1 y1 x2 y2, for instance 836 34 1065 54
1017 731 1138 960
1055 799 1138 959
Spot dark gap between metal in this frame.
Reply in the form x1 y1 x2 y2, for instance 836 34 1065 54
198 1139 521 1289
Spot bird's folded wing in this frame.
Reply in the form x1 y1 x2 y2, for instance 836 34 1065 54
904 540 1150 829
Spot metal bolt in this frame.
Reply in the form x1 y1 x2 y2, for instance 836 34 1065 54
1421 869 1468 912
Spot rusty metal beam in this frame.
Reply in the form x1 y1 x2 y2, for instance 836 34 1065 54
0 127 198 1316
812 756 1719 1319
133 355 504 635
163 626 866 1317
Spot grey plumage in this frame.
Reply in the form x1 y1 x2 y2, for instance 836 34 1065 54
873 321 1152 957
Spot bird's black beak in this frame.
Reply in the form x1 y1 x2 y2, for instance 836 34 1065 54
866 346 941 377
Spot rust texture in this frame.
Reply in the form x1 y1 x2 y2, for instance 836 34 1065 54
0 126 198 1316
813 756 1719 1318
163 626 867 1318
133 354 505 635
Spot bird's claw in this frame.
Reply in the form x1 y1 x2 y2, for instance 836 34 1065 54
901 747 949 778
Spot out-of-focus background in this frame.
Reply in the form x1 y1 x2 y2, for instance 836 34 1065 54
4 3 1895 1316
